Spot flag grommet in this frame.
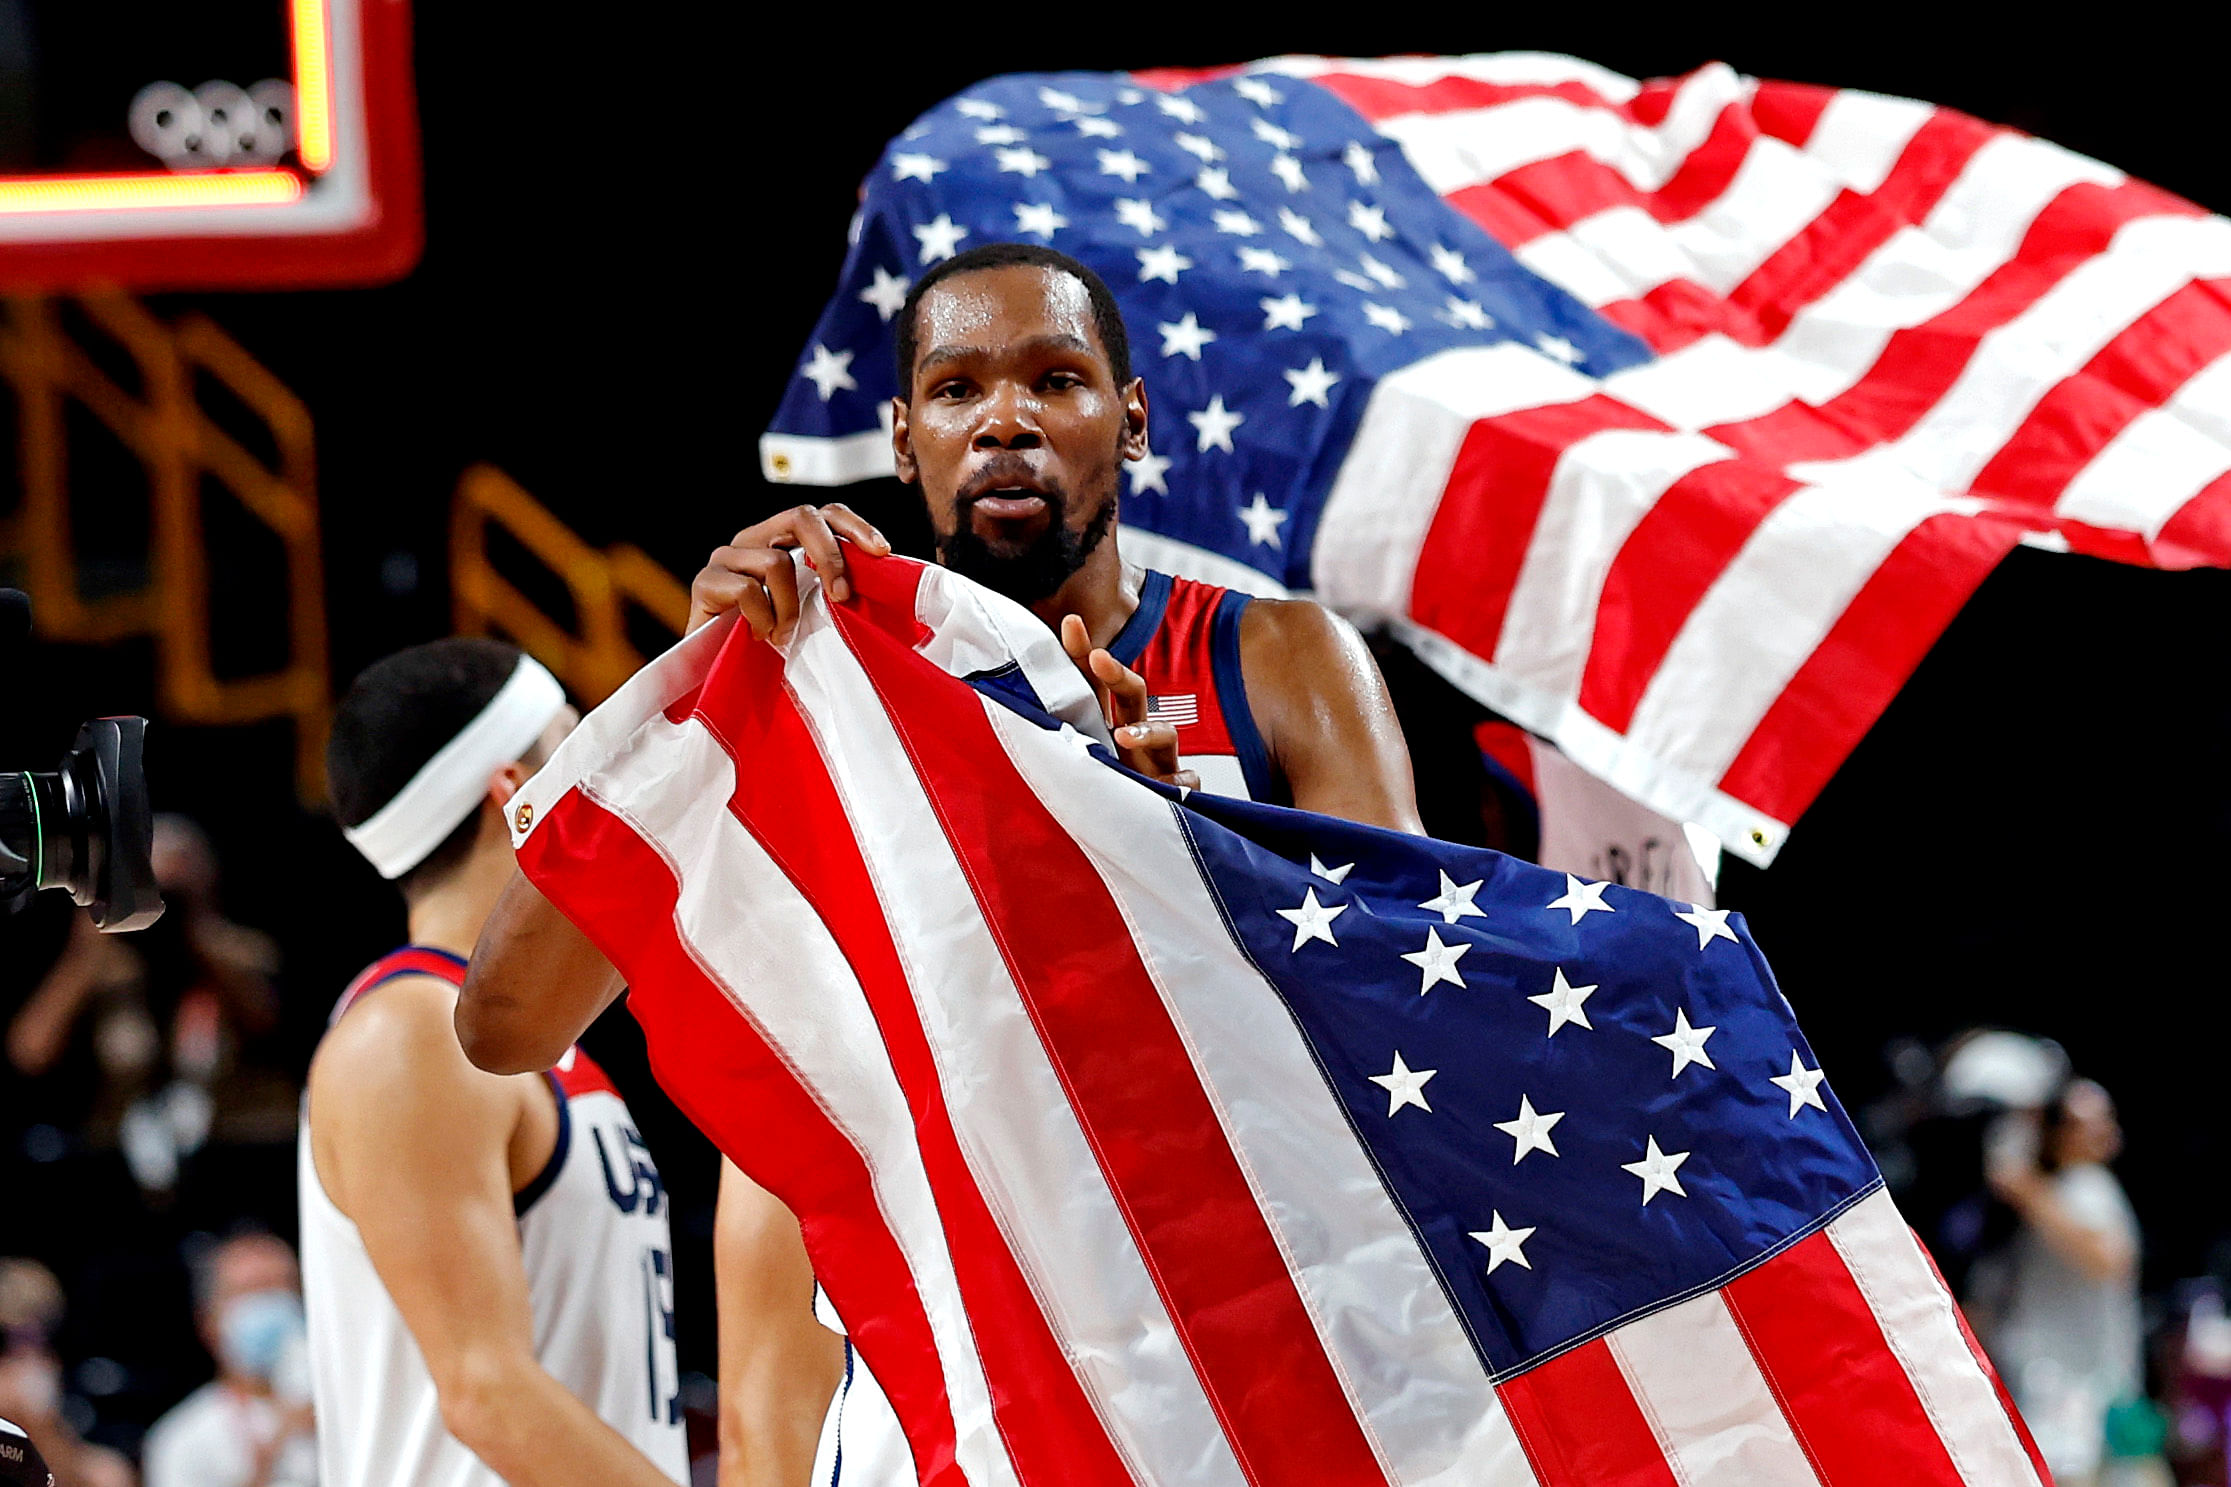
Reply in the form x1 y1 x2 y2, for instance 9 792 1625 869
515 802 534 833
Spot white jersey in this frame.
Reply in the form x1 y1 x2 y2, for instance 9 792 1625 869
300 948 688 1487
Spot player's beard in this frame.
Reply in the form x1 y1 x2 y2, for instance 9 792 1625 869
937 483 1116 604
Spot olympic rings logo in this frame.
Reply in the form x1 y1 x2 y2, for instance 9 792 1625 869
128 80 296 170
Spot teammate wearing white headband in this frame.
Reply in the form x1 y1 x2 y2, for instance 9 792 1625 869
301 638 688 1487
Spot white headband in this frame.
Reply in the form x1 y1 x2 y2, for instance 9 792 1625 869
344 655 568 879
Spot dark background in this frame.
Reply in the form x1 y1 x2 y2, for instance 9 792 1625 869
6 0 2231 1421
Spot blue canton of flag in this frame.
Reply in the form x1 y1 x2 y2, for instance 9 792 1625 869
1000 677 1878 1377
763 69 1650 590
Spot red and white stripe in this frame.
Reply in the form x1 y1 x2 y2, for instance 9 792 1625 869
1194 54 2231 863
511 555 2046 1486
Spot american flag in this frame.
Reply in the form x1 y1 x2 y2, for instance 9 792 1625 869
762 53 2231 867
510 552 2046 1487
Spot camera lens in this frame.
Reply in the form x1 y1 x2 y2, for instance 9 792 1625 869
0 719 163 931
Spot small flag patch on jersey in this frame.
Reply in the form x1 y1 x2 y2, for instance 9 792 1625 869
1147 694 1199 728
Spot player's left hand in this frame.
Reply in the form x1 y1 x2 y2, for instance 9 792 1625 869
1060 615 1199 790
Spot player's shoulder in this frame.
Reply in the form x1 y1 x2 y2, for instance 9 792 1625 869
1237 595 1374 684
309 970 496 1107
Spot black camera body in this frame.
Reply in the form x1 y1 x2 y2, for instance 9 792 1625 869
0 590 163 932
0 1418 53 1487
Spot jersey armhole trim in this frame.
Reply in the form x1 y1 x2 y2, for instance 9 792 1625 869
1106 568 1173 669
513 1069 572 1217
1211 591 1282 805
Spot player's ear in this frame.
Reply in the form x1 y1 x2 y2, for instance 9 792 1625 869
1121 378 1149 462
487 760 529 808
891 396 918 484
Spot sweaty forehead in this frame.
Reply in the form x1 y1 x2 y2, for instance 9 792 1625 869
916 265 1104 362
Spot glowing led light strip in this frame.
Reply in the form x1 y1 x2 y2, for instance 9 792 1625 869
0 171 303 215
290 0 336 174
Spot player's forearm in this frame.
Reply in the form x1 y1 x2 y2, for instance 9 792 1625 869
456 869 622 1073
719 1349 843 1487
437 1347 675 1487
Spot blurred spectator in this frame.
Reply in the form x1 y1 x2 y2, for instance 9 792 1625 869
5 816 289 1201
0 1259 134 1487
1969 1076 2144 1487
142 1233 313 1487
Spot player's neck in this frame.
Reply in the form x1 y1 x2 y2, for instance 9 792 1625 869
1025 534 1142 651
403 838 514 962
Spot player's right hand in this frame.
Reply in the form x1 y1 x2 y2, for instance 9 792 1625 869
689 504 892 642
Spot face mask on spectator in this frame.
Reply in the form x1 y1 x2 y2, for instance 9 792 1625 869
217 1292 304 1383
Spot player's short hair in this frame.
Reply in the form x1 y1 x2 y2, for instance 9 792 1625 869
894 242 1133 395
328 637 533 897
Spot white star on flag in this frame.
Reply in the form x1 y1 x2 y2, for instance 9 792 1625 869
1154 93 1205 124
801 344 856 401
955 98 1003 120
1622 1137 1691 1205
1348 200 1394 242
1233 76 1284 107
1770 1052 1829 1118
1251 117 1303 150
1359 254 1406 289
1284 358 1340 408
1277 207 1322 246
1271 154 1309 193
1238 246 1291 277
1494 1095 1564 1164
1212 209 1262 237
1469 1212 1536 1273
1012 202 1067 239
1419 870 1486 923
891 153 947 183
1401 927 1470 994
1274 886 1345 950
1260 293 1316 331
1074 115 1124 138
1363 302 1411 335
1369 1052 1436 1116
1175 132 1223 162
1652 1008 1719 1079
1114 198 1166 236
1442 298 1493 330
1547 874 1614 924
1431 242 1476 283
1126 447 1171 496
1537 333 1583 364
1188 395 1243 452
1097 148 1151 183
1674 904 1739 949
1529 968 1596 1036
974 124 1026 146
1136 245 1192 285
1237 494 1287 548
1038 86 1092 114
858 266 909 321
1343 140 1379 185
1196 167 1240 201
1308 854 1353 885
913 214 968 263
995 146 1052 177
1158 313 1217 361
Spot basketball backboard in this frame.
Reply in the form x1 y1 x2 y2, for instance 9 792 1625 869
0 0 420 289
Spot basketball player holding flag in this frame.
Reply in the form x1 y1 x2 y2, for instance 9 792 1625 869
455 245 1429 1483
304 639 689 1487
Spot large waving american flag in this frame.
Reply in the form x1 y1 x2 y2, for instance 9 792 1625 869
509 552 2045 1487
762 53 2231 866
